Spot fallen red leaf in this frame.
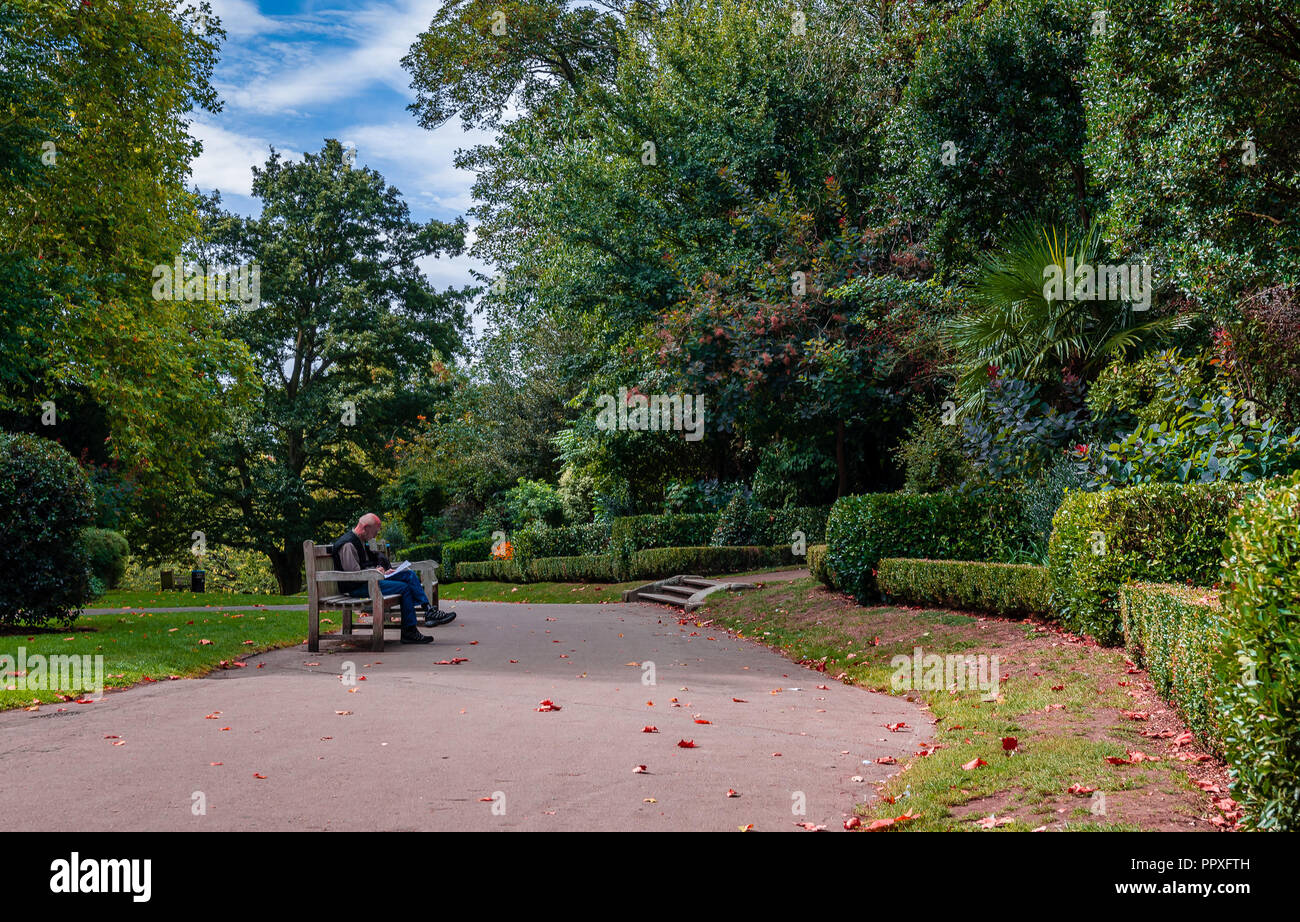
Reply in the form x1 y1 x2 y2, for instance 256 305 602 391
885 722 908 732
642 726 658 733
536 699 561 712
962 757 988 771
726 789 740 798
677 739 697 748
843 816 861 830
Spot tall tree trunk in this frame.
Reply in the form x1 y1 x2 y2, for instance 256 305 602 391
270 546 304 595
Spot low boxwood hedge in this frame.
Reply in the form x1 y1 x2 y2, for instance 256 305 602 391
1047 481 1254 645
754 505 831 547
1217 473 1300 830
402 542 441 564
878 558 1050 616
454 559 524 582
526 555 621 583
1119 582 1228 756
825 490 1034 604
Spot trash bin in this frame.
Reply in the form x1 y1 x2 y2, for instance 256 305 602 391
191 569 206 593
161 570 174 591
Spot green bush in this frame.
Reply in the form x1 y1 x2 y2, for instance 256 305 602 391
513 522 611 561
526 555 621 583
1047 481 1253 645
0 432 94 627
610 513 719 552
807 544 835 588
825 490 1034 604
441 537 495 574
120 545 281 595
629 545 795 580
81 527 129 591
752 505 831 547
1217 473 1300 830
878 558 1050 616
454 559 524 582
1119 582 1228 755
710 492 761 545
402 542 442 563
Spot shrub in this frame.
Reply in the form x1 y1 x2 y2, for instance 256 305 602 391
710 492 760 546
81 527 129 591
455 559 524 582
629 545 795 580
526 555 621 583
513 522 611 561
752 505 831 547
1119 582 1228 755
120 545 281 595
610 513 719 552
402 542 442 564
807 544 835 588
1217 473 1300 830
1047 481 1253 645
878 559 1050 616
441 537 495 574
0 432 94 627
825 490 1035 603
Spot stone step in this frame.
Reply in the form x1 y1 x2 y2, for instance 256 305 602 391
636 592 691 607
655 583 696 598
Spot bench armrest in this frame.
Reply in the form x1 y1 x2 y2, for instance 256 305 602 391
313 568 385 582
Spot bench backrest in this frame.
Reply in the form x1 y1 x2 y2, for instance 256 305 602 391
303 541 339 603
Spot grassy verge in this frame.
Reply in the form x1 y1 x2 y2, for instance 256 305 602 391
1 607 330 711
93 589 307 609
699 578 1232 831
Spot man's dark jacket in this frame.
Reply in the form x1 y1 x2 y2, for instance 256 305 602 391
330 531 379 593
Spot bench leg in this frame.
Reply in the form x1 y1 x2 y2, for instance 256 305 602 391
343 608 353 636
308 604 319 653
370 584 385 652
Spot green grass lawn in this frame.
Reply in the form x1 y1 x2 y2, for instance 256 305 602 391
94 589 307 609
698 578 1220 832
0 607 326 711
441 580 642 604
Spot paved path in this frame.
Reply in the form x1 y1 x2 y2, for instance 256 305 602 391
0 599 919 831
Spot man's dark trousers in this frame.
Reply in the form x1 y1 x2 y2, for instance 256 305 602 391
348 570 430 628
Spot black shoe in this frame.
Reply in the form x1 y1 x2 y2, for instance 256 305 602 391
400 628 434 644
425 609 457 627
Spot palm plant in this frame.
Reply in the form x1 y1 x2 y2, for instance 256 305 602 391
948 222 1173 409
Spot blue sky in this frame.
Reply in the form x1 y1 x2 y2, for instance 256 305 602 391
191 0 492 328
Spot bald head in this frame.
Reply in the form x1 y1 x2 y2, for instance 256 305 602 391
354 513 382 540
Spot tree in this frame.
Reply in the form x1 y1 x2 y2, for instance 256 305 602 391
197 141 471 593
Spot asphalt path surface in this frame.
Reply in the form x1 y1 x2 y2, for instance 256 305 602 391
0 599 921 831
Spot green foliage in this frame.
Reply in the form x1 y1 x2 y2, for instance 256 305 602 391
1084 0 1300 308
524 555 620 584
1047 481 1253 645
0 433 94 626
502 477 566 530
513 522 611 562
119 545 281 595
807 544 836 588
402 543 442 564
826 490 1035 603
1119 582 1228 755
878 558 1051 617
961 376 1085 485
81 528 129 592
455 559 525 582
896 410 971 494
1090 350 1300 487
1217 473 1300 830
752 506 831 547
441 537 496 574
710 492 761 546
629 545 796 581
610 513 719 552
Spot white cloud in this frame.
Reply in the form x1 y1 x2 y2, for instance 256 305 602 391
188 119 277 196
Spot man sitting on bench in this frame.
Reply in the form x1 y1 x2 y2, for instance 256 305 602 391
331 513 455 645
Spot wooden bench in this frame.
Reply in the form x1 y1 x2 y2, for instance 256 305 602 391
304 540 439 652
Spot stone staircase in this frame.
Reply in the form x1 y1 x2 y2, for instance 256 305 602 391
621 574 756 612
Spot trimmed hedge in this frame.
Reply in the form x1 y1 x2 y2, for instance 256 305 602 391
402 542 441 564
454 559 524 582
526 554 621 583
808 544 835 588
611 513 719 552
81 527 129 591
513 522 611 561
629 545 796 580
826 490 1034 604
1218 473 1300 830
1119 582 1228 755
441 537 495 574
878 558 1050 616
1 432 94 627
1047 481 1253 645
